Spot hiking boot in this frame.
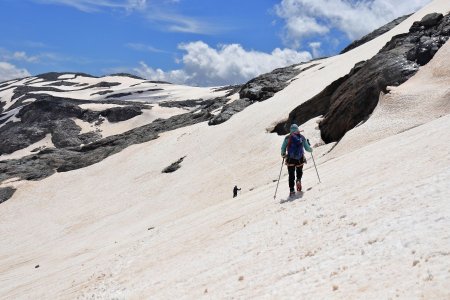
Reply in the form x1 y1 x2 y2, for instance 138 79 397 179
296 181 302 192
289 189 295 197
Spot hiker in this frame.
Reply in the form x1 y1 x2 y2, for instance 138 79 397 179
281 124 312 196
233 185 241 198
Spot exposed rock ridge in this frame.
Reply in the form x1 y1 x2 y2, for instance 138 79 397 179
340 14 412 54
274 13 450 143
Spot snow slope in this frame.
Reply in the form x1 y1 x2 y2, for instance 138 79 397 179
0 0 449 298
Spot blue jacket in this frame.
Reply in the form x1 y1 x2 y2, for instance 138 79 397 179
281 133 312 157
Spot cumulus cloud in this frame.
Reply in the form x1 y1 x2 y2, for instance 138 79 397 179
275 0 432 48
309 42 322 58
134 41 312 86
0 62 31 82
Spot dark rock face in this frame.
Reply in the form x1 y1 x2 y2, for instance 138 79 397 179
341 14 411 54
239 64 317 102
101 106 142 123
160 97 230 112
88 82 121 89
275 13 450 143
105 92 132 99
213 85 242 97
406 13 448 66
109 73 145 80
271 62 365 135
321 13 449 142
43 81 79 87
208 98 252 125
90 90 114 96
418 12 443 27
0 187 16 204
162 156 186 173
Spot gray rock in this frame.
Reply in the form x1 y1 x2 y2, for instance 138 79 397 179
162 156 186 173
90 90 114 96
238 64 316 102
109 73 145 80
420 13 443 27
0 186 16 204
208 98 252 125
51 119 82 148
105 92 133 99
101 106 142 123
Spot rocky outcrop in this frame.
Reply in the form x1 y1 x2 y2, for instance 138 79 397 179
0 187 16 204
406 13 448 66
88 81 121 89
160 97 229 112
109 73 145 80
275 13 450 143
271 62 365 135
162 156 186 173
105 92 133 99
341 14 411 54
91 90 114 96
208 98 252 125
239 64 317 102
102 106 142 122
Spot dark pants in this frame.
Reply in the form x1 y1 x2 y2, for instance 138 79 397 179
287 165 303 191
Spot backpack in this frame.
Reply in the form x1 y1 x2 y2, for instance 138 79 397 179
287 133 304 160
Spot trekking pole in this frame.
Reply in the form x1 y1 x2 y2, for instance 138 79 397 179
310 152 321 183
273 157 285 199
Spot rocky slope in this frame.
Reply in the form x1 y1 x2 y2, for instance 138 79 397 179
273 12 450 143
0 66 308 202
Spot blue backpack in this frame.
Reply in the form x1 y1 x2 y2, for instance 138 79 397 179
287 133 304 160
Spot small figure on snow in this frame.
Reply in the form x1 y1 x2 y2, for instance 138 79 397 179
281 124 312 197
233 185 241 198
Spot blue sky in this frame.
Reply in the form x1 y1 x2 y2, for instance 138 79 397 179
0 0 431 86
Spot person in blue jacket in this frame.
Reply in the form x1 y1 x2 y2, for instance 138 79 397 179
281 124 312 196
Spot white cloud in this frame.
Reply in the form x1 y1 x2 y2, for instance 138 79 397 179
134 62 189 83
0 48 39 63
275 0 432 48
0 62 31 82
33 0 222 35
126 43 167 53
144 11 226 35
33 0 147 13
309 42 321 58
11 51 40 63
134 41 312 86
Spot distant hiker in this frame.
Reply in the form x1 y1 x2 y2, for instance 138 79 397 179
281 124 312 196
233 185 241 198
